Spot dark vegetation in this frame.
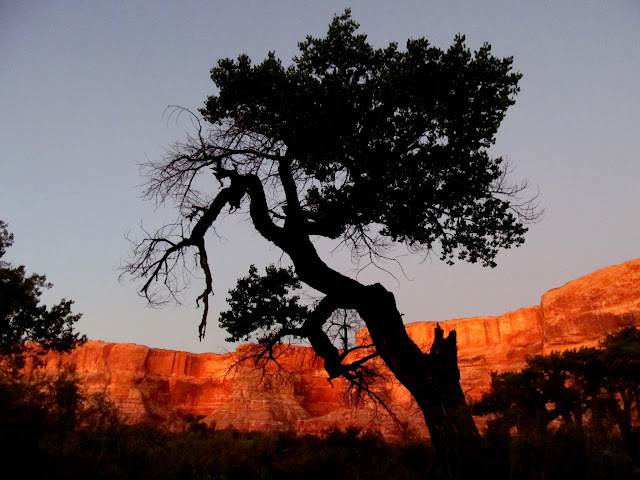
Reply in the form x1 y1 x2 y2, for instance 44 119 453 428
1 219 639 479
472 326 640 478
0 401 437 480
1 369 639 480
0 220 85 370
122 11 540 473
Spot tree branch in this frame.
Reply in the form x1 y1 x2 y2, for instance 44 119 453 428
278 158 303 221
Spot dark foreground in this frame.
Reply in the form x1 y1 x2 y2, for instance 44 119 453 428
2 372 639 479
4 421 640 479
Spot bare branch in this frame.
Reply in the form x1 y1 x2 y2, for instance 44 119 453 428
195 239 212 340
122 177 249 315
491 157 544 223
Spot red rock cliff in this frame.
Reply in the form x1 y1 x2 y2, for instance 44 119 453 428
31 258 640 439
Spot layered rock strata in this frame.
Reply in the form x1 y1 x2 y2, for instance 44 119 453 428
31 258 640 439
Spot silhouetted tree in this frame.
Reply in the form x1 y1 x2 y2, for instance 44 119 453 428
475 327 640 462
124 10 538 472
598 327 640 454
474 370 549 437
474 349 603 436
0 220 85 369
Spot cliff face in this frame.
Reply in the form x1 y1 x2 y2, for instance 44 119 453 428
32 258 640 439
540 259 640 353
39 342 347 433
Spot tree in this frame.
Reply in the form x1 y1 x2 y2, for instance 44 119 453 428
598 327 640 454
473 349 604 436
124 10 537 472
0 220 85 368
474 328 640 461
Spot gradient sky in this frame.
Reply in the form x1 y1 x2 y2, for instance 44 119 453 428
1 1 639 353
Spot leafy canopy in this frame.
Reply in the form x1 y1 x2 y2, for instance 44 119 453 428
474 327 640 441
129 11 537 346
219 265 309 343
0 221 85 361
199 10 528 266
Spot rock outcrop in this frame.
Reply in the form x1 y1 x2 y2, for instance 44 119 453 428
30 258 640 439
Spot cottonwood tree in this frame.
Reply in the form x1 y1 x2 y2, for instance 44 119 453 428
124 11 537 470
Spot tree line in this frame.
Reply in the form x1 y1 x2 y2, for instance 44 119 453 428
473 327 640 470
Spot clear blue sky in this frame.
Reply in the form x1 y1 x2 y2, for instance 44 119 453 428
1 1 639 353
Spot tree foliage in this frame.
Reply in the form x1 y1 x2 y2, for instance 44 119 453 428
474 327 640 451
125 8 536 343
0 220 85 365
201 13 529 266
219 265 309 343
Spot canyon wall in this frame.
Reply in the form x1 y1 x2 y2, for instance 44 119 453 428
32 258 640 439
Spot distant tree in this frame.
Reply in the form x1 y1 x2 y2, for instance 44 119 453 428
598 327 640 452
474 369 550 437
0 220 85 369
474 349 602 436
475 327 640 459
124 10 538 472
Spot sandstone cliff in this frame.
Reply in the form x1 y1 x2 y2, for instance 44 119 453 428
31 258 640 439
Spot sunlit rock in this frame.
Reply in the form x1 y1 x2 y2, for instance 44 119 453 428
26 258 640 439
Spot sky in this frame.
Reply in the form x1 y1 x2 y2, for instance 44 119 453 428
1 1 639 354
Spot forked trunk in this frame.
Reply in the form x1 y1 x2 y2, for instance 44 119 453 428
357 284 481 477
416 329 482 475
287 240 481 475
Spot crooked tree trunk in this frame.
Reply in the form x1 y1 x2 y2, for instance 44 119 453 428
356 283 481 474
246 187 482 474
